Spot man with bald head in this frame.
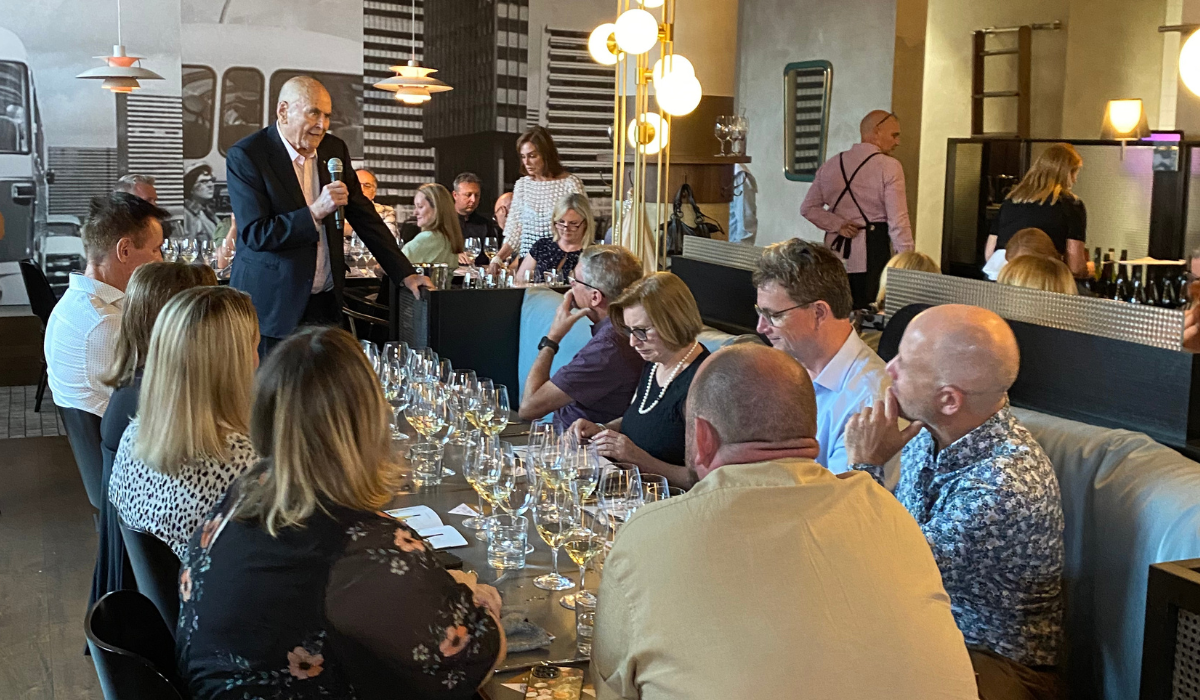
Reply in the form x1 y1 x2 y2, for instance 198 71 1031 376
846 304 1065 700
800 109 914 308
591 343 980 700
225 75 429 357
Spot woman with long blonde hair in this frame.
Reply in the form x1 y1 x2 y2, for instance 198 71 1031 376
984 143 1087 278
176 327 504 699
108 286 260 558
402 182 465 266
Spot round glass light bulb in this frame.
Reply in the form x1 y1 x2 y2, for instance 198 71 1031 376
642 0 665 7
614 9 659 55
1107 100 1142 135
1182 31 1200 97
627 112 669 155
588 23 620 66
656 74 702 117
651 54 695 89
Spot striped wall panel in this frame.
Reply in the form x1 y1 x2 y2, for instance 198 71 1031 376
48 147 119 217
124 95 185 210
364 0 436 209
543 28 613 216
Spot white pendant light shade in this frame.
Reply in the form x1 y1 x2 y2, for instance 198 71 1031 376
374 60 453 103
588 23 621 65
614 9 659 55
651 54 694 89
1183 32 1200 97
656 73 702 116
76 45 163 93
628 112 669 155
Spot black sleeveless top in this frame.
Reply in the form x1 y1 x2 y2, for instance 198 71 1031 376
620 346 710 467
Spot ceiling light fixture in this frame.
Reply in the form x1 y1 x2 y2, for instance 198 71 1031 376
373 0 453 105
75 0 163 93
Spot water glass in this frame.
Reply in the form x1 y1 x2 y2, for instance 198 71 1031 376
410 443 444 486
575 594 597 655
486 514 528 570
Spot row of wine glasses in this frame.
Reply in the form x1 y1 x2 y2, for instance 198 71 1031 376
462 236 502 266
714 114 748 157
161 237 216 266
345 234 377 277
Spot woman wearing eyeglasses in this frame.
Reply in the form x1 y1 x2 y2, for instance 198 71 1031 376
516 194 594 283
570 272 709 489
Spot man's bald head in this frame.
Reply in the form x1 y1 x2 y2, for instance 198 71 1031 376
860 110 901 154
687 343 817 446
276 76 332 157
890 305 1020 429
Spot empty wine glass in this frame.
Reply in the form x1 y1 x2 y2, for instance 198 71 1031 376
196 237 214 266
714 116 730 156
491 444 535 554
161 238 176 262
598 465 643 532
460 436 488 530
360 340 381 376
382 359 409 441
641 473 671 503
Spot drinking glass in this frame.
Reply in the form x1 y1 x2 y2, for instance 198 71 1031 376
486 514 528 570
561 509 605 610
466 378 496 432
575 592 597 656
196 237 214 266
598 466 643 532
492 443 536 553
349 234 366 274
382 341 409 371
450 369 477 397
382 359 410 441
360 340 381 376
484 384 510 437
459 436 487 529
641 474 671 503
175 238 197 264
465 237 482 265
410 443 444 486
438 358 454 387
730 114 748 156
483 237 501 261
533 481 576 591
407 383 448 446
160 238 176 262
568 446 601 508
714 116 730 156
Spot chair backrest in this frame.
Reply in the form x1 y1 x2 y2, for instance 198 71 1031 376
119 522 182 632
876 303 931 362
59 407 103 509
18 259 58 325
85 590 186 700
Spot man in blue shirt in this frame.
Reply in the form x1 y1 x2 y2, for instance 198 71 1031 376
752 239 894 484
844 304 1064 700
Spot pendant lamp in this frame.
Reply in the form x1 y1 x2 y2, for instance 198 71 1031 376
76 0 163 93
373 0 453 105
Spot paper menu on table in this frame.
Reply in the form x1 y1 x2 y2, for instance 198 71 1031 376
383 506 469 549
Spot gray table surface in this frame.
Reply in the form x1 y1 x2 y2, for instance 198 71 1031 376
387 437 596 698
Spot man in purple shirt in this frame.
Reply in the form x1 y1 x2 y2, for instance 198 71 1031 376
801 110 914 309
519 245 645 430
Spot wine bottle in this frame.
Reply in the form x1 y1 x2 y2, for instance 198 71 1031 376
1111 259 1129 302
1099 252 1114 298
1131 265 1148 305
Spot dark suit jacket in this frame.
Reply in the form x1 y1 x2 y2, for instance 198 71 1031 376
226 124 416 338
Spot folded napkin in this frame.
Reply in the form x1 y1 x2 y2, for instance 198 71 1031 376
501 612 554 653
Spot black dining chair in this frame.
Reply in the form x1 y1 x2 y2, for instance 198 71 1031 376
119 522 182 632
59 407 104 511
18 259 58 412
876 303 932 363
85 590 187 700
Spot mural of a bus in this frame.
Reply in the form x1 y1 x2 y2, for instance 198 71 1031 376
181 23 363 214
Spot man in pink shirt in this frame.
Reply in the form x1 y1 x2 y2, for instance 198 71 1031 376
801 110 914 308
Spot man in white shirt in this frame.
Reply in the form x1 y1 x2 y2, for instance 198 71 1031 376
592 343 979 700
752 238 895 485
44 192 167 416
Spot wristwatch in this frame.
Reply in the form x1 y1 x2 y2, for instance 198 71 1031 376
538 336 560 354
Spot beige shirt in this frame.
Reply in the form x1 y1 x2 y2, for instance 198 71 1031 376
592 458 979 700
278 129 332 294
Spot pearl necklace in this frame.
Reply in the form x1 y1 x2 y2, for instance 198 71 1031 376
637 342 700 415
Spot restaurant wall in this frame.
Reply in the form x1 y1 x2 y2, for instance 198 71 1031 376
735 0 900 246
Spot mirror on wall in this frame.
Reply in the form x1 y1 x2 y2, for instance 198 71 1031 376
784 60 832 182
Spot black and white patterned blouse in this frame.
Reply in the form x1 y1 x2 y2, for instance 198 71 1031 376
109 420 257 559
892 404 1065 667
176 478 501 699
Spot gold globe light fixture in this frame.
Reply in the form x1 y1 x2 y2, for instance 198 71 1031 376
651 54 694 88
373 0 453 105
588 23 622 65
76 0 163 93
655 72 702 116
1181 31 1200 97
614 9 660 54
628 113 669 155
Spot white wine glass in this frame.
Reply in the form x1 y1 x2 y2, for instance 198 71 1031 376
360 340 381 376
465 237 482 266
598 465 643 534
641 473 670 503
532 481 576 591
491 442 536 553
561 506 606 610
714 116 729 156
484 384 510 437
383 359 409 441
460 436 488 529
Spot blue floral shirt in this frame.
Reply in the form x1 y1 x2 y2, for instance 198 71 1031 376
894 404 1065 667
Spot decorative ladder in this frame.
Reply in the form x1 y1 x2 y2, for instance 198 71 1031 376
970 21 1061 138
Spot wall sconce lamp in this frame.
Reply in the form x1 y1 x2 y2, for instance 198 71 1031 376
1101 99 1150 159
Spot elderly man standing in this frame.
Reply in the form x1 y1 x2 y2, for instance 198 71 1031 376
845 304 1065 700
518 245 643 430
801 110 914 308
753 239 894 484
592 343 979 700
225 75 429 358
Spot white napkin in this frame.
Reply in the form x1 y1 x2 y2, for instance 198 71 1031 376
449 503 482 517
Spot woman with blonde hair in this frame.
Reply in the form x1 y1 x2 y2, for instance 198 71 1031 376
109 286 260 558
176 327 504 699
515 192 594 282
998 254 1079 295
93 262 215 606
874 250 940 311
402 182 465 266
984 143 1087 278
571 272 708 488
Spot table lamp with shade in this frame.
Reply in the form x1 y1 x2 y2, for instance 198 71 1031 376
1101 99 1151 159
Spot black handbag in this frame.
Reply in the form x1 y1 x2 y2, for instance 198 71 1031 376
665 183 724 256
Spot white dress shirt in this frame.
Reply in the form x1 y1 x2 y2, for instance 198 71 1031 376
44 273 124 416
278 129 332 294
811 329 895 484
592 459 980 700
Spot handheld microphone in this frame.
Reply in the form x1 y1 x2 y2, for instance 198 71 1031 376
328 157 344 231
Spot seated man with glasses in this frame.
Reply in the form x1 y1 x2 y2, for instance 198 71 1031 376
518 245 645 431
752 239 895 485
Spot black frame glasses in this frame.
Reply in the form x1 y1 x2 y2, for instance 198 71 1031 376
626 326 653 342
569 275 603 295
754 303 808 327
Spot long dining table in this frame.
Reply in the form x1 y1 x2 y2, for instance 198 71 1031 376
386 436 598 699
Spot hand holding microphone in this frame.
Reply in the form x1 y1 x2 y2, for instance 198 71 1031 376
310 157 349 223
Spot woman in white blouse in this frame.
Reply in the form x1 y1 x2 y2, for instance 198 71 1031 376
492 126 587 267
109 286 260 559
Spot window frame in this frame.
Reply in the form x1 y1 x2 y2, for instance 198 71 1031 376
217 66 266 157
783 60 833 183
182 64 217 161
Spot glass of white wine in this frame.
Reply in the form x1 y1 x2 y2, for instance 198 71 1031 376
532 481 576 591
561 510 606 609
459 435 487 529
484 384 511 438
382 359 409 441
407 384 447 446
471 436 505 541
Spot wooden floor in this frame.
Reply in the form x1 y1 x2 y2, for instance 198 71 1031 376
0 435 102 699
